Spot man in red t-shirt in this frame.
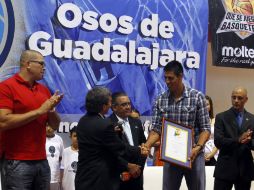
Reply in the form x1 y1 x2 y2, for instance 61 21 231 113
0 132 4 189
0 50 63 190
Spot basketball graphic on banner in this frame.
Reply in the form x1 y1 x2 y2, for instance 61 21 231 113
232 0 253 15
0 1 15 67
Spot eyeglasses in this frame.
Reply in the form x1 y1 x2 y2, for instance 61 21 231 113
231 96 244 101
29 60 45 66
117 102 131 107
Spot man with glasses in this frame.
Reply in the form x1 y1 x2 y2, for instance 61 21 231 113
75 87 147 190
214 87 254 190
0 50 63 190
109 92 146 190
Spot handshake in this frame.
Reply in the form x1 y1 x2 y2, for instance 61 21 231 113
140 143 150 157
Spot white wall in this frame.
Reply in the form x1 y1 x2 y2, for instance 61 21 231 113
206 42 254 115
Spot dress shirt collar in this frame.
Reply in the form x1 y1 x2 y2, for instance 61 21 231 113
115 114 128 123
231 107 245 116
166 85 189 101
98 113 105 119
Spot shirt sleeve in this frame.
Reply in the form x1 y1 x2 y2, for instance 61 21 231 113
151 98 163 135
0 82 14 110
197 93 211 132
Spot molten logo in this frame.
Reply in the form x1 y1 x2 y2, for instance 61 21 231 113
222 45 254 58
0 1 15 67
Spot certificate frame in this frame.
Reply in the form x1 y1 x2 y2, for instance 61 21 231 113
160 118 193 169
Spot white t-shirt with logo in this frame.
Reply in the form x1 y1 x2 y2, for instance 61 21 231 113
46 134 64 183
204 118 219 160
60 146 78 190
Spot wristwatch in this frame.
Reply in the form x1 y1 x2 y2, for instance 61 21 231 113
194 144 203 150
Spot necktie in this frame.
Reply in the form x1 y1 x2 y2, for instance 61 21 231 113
237 112 243 128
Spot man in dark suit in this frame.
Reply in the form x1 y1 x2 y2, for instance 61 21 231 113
109 92 147 190
214 87 254 190
75 87 148 190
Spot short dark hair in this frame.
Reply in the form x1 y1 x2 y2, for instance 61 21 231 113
70 126 77 135
164 60 183 77
112 92 127 106
20 50 43 67
132 108 140 116
205 95 214 119
85 87 111 113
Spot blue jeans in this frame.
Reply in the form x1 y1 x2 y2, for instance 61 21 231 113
4 160 50 190
163 152 206 190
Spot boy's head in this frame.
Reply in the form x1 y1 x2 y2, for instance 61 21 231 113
70 126 77 136
46 124 55 137
70 126 78 148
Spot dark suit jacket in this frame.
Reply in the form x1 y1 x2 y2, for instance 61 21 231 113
214 107 254 181
109 113 147 190
75 113 141 190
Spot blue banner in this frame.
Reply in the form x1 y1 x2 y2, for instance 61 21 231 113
0 0 208 116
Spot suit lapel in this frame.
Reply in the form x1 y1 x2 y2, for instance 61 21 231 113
241 111 251 132
121 132 130 144
110 114 118 123
109 114 129 143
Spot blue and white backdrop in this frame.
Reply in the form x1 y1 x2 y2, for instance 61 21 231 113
0 0 208 139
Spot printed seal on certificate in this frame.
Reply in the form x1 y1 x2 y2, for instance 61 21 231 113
160 117 194 169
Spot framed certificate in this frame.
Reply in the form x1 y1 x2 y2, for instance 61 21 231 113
160 118 193 169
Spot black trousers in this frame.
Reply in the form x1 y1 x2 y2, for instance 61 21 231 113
205 157 216 166
0 155 5 190
214 178 251 190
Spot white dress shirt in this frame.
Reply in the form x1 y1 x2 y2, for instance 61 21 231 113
116 115 134 146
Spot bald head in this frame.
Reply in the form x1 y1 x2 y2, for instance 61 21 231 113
232 87 247 96
231 87 248 112
18 50 45 82
20 50 43 67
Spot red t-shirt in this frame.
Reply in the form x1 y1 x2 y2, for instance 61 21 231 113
0 74 51 160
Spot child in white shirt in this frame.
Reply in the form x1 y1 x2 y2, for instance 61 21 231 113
46 125 64 190
60 126 78 190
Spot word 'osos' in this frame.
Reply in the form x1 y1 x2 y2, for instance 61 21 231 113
57 3 174 39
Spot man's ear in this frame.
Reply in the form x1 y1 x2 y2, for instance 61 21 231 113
101 104 107 112
111 105 117 112
26 61 31 70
